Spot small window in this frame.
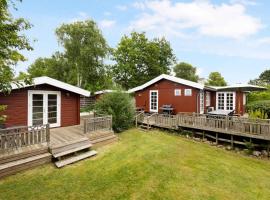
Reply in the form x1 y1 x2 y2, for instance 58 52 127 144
184 89 192 96
174 89 181 96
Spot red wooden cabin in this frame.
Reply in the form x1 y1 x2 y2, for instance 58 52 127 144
129 74 265 116
0 76 90 128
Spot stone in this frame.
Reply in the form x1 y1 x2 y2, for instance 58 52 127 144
252 151 261 157
217 145 223 148
193 137 201 142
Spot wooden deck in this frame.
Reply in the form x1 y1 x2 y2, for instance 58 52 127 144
136 112 270 149
0 115 115 176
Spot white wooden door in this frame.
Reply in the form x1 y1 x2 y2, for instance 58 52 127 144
149 90 158 112
28 91 61 128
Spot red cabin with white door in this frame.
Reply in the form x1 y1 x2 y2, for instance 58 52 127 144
129 74 265 116
0 77 90 128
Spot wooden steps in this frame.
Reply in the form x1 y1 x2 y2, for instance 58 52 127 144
51 137 97 168
55 150 97 168
0 152 51 178
52 143 92 158
51 138 91 155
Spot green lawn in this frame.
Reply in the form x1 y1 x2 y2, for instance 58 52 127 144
1 129 270 200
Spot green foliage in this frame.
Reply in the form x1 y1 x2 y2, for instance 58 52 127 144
247 86 270 103
206 72 227 86
0 0 33 93
246 100 270 119
244 140 255 154
0 105 7 124
80 104 95 113
55 20 110 91
112 32 176 89
173 62 199 82
249 69 270 86
94 91 135 132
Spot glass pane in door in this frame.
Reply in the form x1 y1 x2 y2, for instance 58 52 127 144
48 94 57 124
32 94 43 125
150 91 158 111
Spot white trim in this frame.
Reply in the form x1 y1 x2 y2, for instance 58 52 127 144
216 92 236 111
28 90 61 128
149 90 158 112
94 90 114 95
184 89 192 96
212 84 266 91
12 76 90 97
174 89 181 96
200 91 204 114
129 74 204 92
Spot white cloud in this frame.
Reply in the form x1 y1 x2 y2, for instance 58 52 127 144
129 0 262 39
116 5 128 11
230 0 258 6
132 2 146 10
99 19 116 28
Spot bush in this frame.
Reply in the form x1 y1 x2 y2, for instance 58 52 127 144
80 103 95 113
247 86 270 103
94 90 135 132
246 100 270 119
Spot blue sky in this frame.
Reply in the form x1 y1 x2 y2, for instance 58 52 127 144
11 0 270 84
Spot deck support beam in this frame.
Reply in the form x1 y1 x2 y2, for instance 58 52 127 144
216 133 218 145
231 135 234 149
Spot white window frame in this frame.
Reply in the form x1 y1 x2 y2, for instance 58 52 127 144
216 92 236 111
28 90 61 128
184 89 192 96
205 92 211 107
149 90 158 112
174 89 181 96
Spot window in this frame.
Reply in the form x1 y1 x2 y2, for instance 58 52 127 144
150 90 158 112
205 92 211 106
184 89 192 96
217 92 235 111
174 89 181 96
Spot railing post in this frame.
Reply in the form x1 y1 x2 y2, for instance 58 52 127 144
46 124 50 145
84 119 87 134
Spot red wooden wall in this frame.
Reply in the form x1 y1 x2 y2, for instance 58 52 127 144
0 84 80 128
135 79 200 114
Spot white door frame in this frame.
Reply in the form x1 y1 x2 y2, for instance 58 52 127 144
216 92 236 111
199 90 204 114
28 90 61 128
149 90 158 112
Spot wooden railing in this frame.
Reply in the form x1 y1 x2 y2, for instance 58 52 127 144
177 114 270 138
136 112 270 138
83 115 112 134
0 124 50 152
135 111 145 127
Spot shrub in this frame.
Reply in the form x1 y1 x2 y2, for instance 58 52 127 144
94 90 135 132
0 105 7 125
246 100 270 119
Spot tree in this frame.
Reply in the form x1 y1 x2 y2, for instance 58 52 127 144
55 20 110 91
173 62 199 82
249 69 270 86
0 0 32 125
0 0 33 93
27 52 73 84
206 72 227 86
94 90 135 132
112 32 176 89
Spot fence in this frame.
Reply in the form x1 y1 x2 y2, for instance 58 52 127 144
0 124 50 152
83 115 112 134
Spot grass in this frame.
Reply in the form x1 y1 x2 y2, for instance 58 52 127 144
1 129 270 200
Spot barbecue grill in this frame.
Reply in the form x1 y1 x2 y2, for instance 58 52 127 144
160 104 174 115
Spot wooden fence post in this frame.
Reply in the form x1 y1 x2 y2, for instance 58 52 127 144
84 119 87 134
46 124 50 145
